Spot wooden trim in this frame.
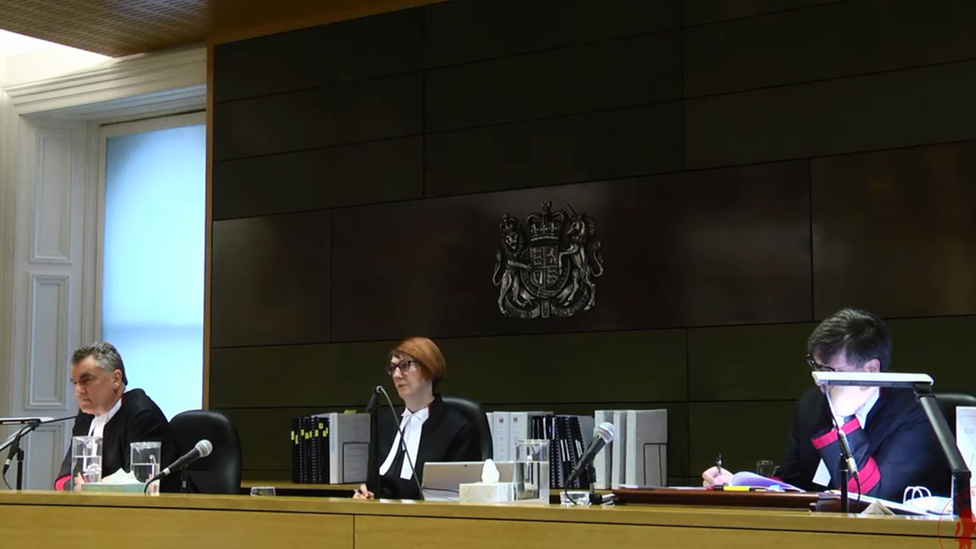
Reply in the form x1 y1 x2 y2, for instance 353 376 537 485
203 43 214 410
207 0 448 46
0 491 943 538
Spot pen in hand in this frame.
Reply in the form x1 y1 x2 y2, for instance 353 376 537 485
715 454 724 483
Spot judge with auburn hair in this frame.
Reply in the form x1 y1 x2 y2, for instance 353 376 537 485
354 337 481 500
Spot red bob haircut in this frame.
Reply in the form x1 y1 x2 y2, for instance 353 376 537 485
390 337 446 388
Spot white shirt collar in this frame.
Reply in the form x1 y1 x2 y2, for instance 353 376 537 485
378 405 430 480
88 395 123 437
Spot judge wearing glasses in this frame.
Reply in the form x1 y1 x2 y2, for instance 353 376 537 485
702 308 949 500
353 337 481 500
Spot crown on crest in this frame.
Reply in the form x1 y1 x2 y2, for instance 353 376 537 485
527 201 565 242
499 214 519 234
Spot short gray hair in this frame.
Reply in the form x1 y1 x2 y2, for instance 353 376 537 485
72 342 128 385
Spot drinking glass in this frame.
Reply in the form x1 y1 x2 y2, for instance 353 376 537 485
756 459 776 477
71 436 103 489
513 439 550 502
130 441 162 495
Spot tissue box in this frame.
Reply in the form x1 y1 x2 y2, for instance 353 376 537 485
80 482 147 494
459 482 515 503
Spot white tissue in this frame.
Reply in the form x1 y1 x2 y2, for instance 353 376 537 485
481 459 500 484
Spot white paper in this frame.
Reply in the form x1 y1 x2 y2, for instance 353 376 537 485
813 459 831 487
481 459 500 483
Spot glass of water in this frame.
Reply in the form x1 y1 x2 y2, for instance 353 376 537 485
71 436 103 489
130 441 162 495
756 459 776 478
513 439 550 502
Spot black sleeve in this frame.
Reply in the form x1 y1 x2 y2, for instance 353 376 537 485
444 421 482 462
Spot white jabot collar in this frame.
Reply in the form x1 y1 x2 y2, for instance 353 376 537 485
88 395 123 438
379 405 430 480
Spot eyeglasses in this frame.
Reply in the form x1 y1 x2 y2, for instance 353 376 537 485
806 353 837 372
385 359 417 376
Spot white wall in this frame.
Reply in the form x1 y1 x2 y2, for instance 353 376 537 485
0 45 205 490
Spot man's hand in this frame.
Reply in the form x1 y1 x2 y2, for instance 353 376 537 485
701 466 732 487
72 474 85 492
829 385 878 418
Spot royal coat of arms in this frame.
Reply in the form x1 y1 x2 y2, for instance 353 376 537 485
491 201 605 319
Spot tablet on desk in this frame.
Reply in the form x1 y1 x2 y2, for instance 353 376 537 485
422 461 516 501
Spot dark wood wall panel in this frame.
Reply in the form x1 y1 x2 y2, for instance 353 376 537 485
213 137 423 220
211 341 394 409
685 0 976 97
210 330 687 410
425 32 681 133
213 9 423 104
685 60 976 169
423 0 681 68
887 316 976 392
812 142 976 319
689 401 797 477
220 407 342 472
425 103 683 197
211 212 332 348
332 162 811 341
213 72 423 161
689 323 817 402
209 0 976 484
682 0 842 26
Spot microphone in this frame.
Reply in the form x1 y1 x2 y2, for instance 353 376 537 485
365 386 382 413
564 422 616 490
146 439 212 485
2 415 76 485
837 428 859 477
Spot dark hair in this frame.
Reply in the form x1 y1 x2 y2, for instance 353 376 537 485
807 309 892 371
72 342 128 385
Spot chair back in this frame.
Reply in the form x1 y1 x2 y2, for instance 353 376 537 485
169 409 242 494
935 392 976 437
441 395 493 460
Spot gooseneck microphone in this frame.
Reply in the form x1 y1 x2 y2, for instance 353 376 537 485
146 439 212 485
375 385 425 501
2 415 77 490
564 422 616 490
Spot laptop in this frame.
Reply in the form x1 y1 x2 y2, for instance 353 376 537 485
422 461 516 501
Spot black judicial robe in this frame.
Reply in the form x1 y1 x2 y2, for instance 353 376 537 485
774 386 950 501
55 389 183 492
366 395 482 500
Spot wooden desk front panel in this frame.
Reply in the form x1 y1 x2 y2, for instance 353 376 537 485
0 505 353 549
354 514 940 549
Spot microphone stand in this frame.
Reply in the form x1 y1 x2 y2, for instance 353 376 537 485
5 422 41 491
366 387 382 499
838 450 850 514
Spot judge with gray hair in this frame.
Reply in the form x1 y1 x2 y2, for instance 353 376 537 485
55 342 182 492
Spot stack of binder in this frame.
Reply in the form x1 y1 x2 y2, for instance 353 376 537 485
290 415 329 484
486 411 594 489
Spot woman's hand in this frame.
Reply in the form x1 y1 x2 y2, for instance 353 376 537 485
352 484 374 499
